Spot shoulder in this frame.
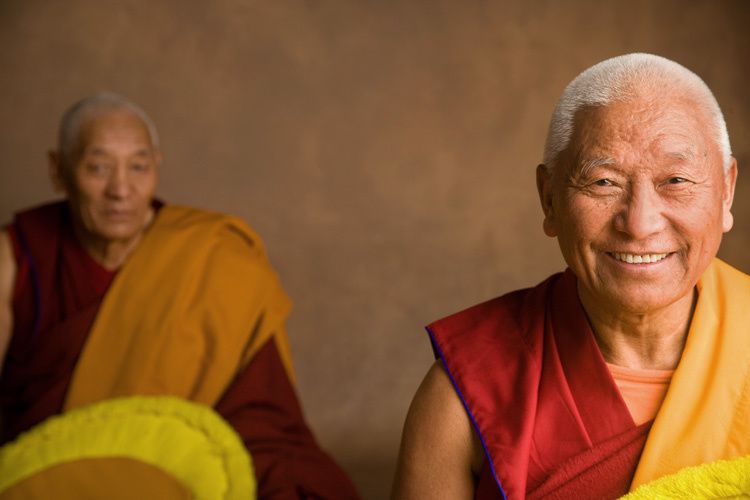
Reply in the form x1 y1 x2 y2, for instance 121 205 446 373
6 201 67 267
428 271 566 355
701 258 750 310
13 200 67 229
0 229 16 356
405 362 481 460
393 361 483 499
151 204 270 257
0 229 16 297
134 204 289 308
709 258 750 287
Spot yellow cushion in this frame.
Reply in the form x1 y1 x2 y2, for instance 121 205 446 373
0 396 255 499
623 455 750 499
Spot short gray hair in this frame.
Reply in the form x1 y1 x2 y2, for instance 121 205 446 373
58 91 160 168
542 53 731 172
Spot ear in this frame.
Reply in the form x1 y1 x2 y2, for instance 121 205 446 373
154 149 162 172
721 156 738 233
536 164 558 237
48 150 68 194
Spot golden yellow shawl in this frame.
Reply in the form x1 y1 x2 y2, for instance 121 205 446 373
64 205 294 410
631 258 750 488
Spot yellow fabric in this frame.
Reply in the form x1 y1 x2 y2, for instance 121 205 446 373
1 457 193 500
0 396 255 499
64 205 294 411
623 455 750 499
631 258 750 488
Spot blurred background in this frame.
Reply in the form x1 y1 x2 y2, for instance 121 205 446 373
1 1 749 497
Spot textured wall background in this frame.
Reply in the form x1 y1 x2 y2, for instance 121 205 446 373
1 1 749 497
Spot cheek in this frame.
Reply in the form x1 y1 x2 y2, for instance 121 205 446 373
563 200 612 238
682 197 724 230
672 207 725 260
69 176 103 202
135 174 158 195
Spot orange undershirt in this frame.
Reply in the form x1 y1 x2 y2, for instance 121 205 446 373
607 363 674 426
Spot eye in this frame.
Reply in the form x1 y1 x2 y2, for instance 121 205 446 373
131 163 148 172
593 178 613 187
86 163 108 174
667 177 687 184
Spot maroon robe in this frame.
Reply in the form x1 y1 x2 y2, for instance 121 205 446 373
428 270 651 500
0 201 359 500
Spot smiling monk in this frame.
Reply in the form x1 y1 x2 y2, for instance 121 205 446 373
393 54 750 499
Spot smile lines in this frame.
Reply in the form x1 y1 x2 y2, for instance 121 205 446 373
610 252 669 264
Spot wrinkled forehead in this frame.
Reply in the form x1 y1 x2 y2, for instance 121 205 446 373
78 108 155 153
563 97 717 172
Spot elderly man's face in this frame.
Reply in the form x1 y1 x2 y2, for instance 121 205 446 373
54 109 159 245
538 96 737 314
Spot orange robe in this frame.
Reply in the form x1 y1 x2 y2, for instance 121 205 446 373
1 201 359 499
631 258 750 488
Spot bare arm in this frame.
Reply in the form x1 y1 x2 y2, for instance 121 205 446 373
0 229 15 372
392 360 484 499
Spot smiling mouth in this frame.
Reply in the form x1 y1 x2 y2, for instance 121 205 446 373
609 252 669 264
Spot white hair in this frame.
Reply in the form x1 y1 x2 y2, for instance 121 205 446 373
58 91 160 168
542 53 731 172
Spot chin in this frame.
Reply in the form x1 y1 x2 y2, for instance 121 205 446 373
606 289 688 314
94 223 145 243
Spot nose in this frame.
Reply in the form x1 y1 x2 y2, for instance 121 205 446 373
614 183 667 239
105 166 131 199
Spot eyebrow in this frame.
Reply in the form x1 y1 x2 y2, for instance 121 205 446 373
85 147 152 157
576 156 615 178
85 147 109 156
665 149 695 162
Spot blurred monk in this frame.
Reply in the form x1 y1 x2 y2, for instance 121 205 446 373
0 92 358 499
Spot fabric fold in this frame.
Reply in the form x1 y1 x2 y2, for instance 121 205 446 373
428 269 640 499
64 205 293 411
631 259 750 487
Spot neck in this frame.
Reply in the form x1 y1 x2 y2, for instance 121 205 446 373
71 209 154 271
579 286 696 370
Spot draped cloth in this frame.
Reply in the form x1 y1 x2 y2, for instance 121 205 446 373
427 259 750 500
632 259 750 487
64 203 294 410
428 269 641 499
1 201 360 499
2 202 118 442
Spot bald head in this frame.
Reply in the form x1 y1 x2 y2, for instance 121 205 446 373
57 92 160 172
543 53 731 173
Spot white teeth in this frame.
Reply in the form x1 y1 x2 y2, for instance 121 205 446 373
612 252 668 264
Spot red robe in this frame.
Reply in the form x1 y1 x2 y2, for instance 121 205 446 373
0 201 358 499
427 270 651 500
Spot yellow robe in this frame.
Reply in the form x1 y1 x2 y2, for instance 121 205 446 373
64 204 294 411
631 258 750 487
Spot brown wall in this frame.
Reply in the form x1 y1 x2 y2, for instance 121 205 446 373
1 1 749 497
